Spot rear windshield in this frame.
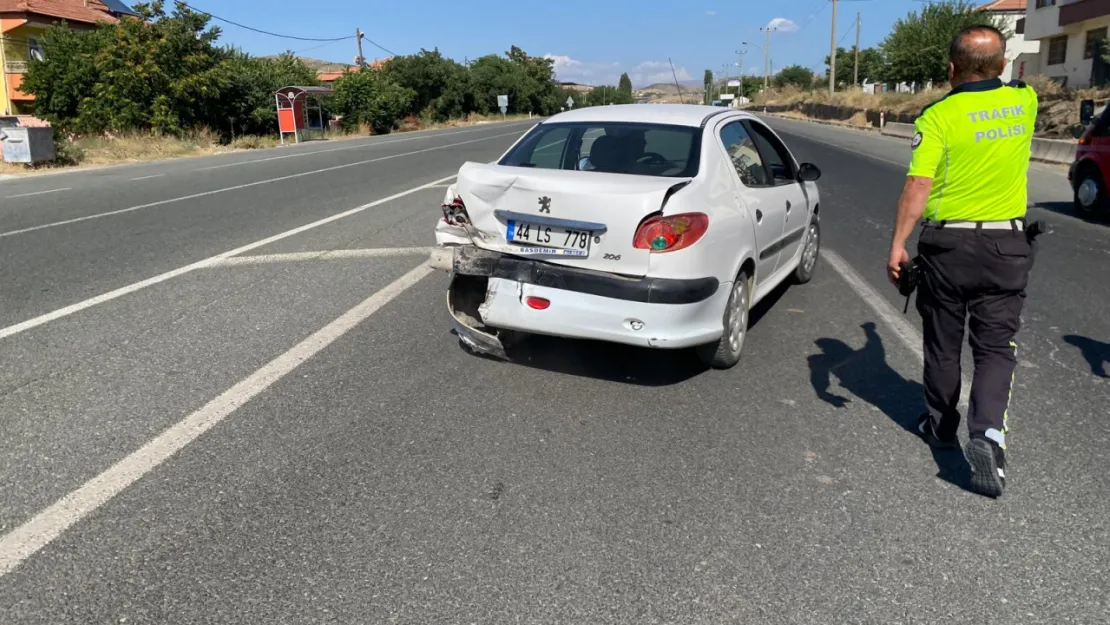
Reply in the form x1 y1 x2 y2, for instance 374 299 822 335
499 121 700 178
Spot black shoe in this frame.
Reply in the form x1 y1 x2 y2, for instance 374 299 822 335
967 438 1006 498
916 414 959 449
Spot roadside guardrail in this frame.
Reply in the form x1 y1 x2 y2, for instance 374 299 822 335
879 121 1075 165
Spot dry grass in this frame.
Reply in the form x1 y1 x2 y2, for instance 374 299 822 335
755 84 951 114
72 128 224 165
755 75 1110 116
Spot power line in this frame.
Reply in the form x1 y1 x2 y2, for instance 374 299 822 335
838 24 855 47
179 2 353 43
796 0 831 33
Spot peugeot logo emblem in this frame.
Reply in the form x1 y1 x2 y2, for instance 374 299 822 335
538 196 552 213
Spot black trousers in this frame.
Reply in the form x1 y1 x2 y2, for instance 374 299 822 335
915 222 1035 449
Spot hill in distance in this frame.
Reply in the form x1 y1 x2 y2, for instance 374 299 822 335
263 55 356 73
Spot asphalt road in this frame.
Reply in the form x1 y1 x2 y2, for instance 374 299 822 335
0 115 1107 624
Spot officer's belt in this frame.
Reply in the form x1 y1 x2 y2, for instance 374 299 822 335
922 218 1025 231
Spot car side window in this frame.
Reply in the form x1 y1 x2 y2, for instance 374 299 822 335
1092 105 1110 137
522 126 574 169
718 121 770 188
744 120 797 185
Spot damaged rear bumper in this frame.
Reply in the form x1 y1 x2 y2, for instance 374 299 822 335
432 244 727 356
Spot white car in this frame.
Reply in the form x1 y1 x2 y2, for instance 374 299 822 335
430 103 822 369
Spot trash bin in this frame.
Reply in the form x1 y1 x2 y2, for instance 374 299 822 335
1 126 55 164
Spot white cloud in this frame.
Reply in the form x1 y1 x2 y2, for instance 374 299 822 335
545 54 692 88
543 54 620 84
766 17 799 33
629 61 692 87
705 10 717 16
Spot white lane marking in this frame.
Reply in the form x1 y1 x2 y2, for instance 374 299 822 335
210 247 434 266
0 130 520 238
823 249 972 408
0 261 434 579
194 124 528 172
792 133 906 167
130 174 165 181
5 187 72 199
0 176 454 340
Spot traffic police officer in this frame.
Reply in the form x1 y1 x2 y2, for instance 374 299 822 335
887 24 1037 498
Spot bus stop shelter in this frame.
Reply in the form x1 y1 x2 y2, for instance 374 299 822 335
274 85 333 144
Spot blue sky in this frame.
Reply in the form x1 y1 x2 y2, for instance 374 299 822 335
184 0 945 87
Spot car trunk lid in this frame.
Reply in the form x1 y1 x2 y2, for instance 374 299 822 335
454 161 691 277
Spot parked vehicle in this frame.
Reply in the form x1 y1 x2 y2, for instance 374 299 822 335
1070 104 1110 217
430 103 823 369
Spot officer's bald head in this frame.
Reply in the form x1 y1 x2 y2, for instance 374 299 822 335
949 25 1007 85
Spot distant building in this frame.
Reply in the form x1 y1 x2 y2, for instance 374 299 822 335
0 0 138 115
1024 0 1110 88
316 58 390 87
558 82 594 93
977 0 1040 83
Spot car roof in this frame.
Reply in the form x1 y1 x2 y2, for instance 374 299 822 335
541 103 757 128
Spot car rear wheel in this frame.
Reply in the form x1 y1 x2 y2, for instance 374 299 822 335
1074 166 1108 216
696 269 751 370
791 217 820 284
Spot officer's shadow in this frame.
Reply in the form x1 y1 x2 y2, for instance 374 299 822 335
808 322 973 490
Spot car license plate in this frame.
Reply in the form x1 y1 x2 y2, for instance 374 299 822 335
506 220 591 257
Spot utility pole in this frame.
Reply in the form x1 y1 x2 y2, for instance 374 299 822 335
355 28 366 67
829 0 838 95
854 12 861 87
736 45 748 104
760 26 776 92
722 63 731 104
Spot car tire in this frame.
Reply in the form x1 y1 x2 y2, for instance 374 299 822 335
696 269 751 370
1073 166 1108 217
791 217 821 285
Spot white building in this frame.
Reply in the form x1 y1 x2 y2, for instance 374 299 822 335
1024 0 1110 88
977 0 1043 82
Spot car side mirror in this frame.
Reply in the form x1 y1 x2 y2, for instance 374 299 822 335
1071 125 1087 140
797 162 821 182
1080 99 1095 126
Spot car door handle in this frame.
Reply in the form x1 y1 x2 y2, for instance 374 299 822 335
755 209 763 223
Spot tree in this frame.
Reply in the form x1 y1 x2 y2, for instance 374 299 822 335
824 46 884 87
19 3 568 141
583 84 634 107
774 65 815 89
618 72 633 98
332 68 414 134
879 0 1007 86
221 51 318 138
22 0 231 135
382 49 471 121
703 69 713 104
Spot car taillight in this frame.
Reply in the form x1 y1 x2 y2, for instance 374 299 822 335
632 213 709 253
442 196 469 225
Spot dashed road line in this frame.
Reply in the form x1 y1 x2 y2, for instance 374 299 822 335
0 130 519 239
5 187 72 199
0 175 455 341
0 261 434 579
193 123 530 172
209 247 435 266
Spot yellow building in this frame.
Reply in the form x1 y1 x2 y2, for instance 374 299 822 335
1 0 137 116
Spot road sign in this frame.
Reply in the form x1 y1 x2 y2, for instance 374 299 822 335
496 94 509 108
566 96 575 108
499 105 507 115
